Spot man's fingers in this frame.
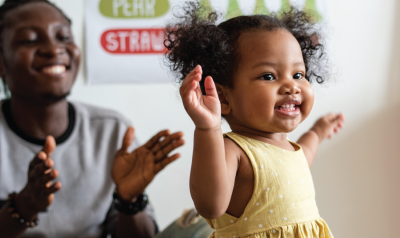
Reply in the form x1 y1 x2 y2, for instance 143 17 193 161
43 136 56 157
120 127 135 153
42 181 62 196
29 151 47 170
151 132 184 154
144 130 170 150
29 158 54 181
154 139 185 162
36 169 59 189
154 153 181 174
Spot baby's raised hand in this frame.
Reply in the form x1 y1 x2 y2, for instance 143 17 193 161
310 113 345 141
180 65 221 130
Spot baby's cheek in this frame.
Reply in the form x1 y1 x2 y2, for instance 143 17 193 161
300 83 314 120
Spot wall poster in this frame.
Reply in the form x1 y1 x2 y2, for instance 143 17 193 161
85 0 327 84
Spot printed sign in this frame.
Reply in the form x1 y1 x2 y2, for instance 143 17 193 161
85 0 326 84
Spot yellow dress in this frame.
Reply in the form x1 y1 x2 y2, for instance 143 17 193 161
205 132 333 238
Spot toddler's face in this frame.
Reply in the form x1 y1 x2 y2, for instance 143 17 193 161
223 29 314 134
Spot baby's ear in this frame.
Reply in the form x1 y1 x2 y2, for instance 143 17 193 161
215 83 231 115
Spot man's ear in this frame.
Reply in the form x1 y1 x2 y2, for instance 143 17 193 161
215 83 231 115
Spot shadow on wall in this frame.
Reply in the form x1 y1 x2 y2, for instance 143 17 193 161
312 2 400 237
387 0 400 103
312 104 400 238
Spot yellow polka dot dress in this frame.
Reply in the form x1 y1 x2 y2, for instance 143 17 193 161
204 132 333 238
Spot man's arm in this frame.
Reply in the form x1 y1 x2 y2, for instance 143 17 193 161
116 211 156 238
0 137 61 238
111 127 184 238
0 205 29 238
100 202 157 238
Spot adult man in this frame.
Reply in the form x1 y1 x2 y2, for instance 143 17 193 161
0 1 184 237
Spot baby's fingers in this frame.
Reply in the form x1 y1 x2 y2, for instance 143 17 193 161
181 75 202 98
204 76 218 98
181 65 201 84
186 65 202 79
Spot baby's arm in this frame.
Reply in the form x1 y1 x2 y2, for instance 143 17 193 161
180 65 238 219
297 113 345 167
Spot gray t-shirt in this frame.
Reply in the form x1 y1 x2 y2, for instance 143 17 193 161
0 100 155 238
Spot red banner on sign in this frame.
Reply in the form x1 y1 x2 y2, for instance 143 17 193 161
100 28 167 54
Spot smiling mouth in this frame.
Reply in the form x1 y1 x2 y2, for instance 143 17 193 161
41 65 67 75
275 104 300 111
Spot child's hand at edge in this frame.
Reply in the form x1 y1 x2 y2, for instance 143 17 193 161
310 113 345 142
180 65 221 130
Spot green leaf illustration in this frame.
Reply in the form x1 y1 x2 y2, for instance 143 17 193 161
254 0 270 15
226 0 243 19
198 0 213 20
304 0 323 21
99 0 170 19
278 0 290 15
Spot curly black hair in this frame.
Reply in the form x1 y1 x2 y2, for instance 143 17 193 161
164 1 327 95
0 0 71 98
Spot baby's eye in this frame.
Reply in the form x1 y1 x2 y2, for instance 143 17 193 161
261 73 275 81
293 73 304 80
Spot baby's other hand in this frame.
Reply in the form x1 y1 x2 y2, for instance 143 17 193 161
310 113 345 142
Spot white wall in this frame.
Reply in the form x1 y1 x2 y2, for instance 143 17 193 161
2 0 400 236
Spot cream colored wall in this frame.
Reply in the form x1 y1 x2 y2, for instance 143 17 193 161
1 0 399 236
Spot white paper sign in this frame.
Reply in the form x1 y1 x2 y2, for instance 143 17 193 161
85 0 327 84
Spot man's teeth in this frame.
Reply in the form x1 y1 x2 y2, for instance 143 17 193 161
279 104 296 111
42 65 66 75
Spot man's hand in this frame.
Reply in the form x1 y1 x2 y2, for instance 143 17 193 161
112 127 185 201
310 113 345 142
15 136 61 219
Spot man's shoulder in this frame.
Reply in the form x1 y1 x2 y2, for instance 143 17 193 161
70 101 131 127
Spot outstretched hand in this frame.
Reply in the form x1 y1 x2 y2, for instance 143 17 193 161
180 65 221 130
112 127 185 201
16 136 61 219
310 113 345 141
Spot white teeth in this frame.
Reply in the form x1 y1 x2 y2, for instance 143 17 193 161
282 104 295 108
42 65 66 75
279 103 297 111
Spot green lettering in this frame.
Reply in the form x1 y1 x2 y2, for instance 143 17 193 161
99 0 169 18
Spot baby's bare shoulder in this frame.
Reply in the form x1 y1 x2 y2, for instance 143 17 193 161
224 137 249 164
